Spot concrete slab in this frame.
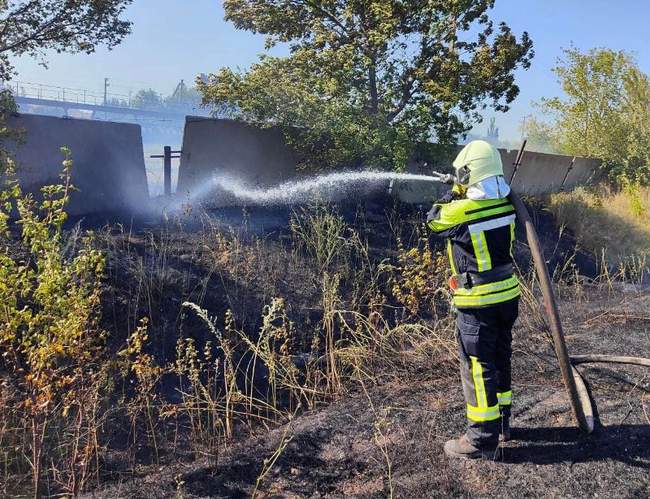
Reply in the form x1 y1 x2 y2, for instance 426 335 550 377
500 148 520 181
564 157 601 189
509 150 574 195
176 117 299 205
4 114 148 216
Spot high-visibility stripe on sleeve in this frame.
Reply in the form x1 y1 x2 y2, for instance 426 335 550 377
467 404 501 422
447 239 457 275
497 390 512 406
509 222 516 258
428 198 515 232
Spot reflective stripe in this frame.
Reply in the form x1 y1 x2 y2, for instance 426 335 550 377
454 285 520 308
497 390 513 406
467 403 501 422
470 356 488 408
471 231 492 272
468 214 516 234
428 199 515 232
447 239 457 275
454 275 519 297
509 222 515 258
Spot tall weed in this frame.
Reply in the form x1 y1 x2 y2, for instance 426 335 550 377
0 151 106 496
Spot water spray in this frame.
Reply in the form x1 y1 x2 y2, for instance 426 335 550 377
208 170 455 206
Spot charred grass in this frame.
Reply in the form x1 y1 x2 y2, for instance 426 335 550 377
2 200 649 498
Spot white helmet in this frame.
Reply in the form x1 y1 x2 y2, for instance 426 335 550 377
453 140 504 186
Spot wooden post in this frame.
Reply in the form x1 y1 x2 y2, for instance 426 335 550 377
151 147 182 197
510 139 527 185
164 146 172 196
509 191 593 433
508 140 593 433
560 157 576 191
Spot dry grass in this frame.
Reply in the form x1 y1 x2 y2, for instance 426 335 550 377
4 194 644 497
547 185 650 267
1 202 460 496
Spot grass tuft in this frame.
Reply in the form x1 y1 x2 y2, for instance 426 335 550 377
547 185 650 268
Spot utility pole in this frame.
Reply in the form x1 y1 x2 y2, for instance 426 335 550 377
103 77 109 105
104 77 110 120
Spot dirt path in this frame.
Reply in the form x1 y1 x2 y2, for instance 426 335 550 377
92 290 650 498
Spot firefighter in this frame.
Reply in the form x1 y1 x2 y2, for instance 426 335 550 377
427 140 519 459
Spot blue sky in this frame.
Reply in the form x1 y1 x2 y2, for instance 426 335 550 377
10 0 650 141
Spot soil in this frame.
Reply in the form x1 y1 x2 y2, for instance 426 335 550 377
89 285 650 498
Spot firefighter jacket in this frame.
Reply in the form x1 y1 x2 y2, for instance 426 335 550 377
427 195 520 309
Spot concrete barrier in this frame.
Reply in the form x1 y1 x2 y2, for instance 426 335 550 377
176 118 602 205
500 148 519 181
3 114 149 216
564 157 601 189
504 149 600 195
176 117 299 204
395 147 601 202
509 150 573 195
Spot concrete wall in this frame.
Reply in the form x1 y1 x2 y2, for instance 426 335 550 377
176 117 299 203
176 117 602 206
3 114 149 216
507 149 599 195
394 147 600 203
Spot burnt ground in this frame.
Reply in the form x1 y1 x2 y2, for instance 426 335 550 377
89 285 650 498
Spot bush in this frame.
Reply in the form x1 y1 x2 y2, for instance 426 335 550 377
0 150 106 496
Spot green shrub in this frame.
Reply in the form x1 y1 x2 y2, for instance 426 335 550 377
0 149 106 496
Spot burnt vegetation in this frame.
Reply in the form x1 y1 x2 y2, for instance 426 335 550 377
1 164 648 497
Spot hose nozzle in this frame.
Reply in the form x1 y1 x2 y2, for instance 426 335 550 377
421 163 457 185
430 172 457 185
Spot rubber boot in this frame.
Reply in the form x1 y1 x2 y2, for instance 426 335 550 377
444 434 499 460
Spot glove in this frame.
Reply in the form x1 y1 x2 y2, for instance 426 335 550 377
426 204 441 222
435 190 462 204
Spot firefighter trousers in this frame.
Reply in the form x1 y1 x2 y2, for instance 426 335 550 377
456 299 519 447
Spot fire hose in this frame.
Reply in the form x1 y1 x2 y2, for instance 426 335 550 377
508 191 594 433
430 167 649 434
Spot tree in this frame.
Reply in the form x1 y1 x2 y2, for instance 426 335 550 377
164 79 203 112
199 0 533 170
529 47 650 184
520 114 559 154
0 0 133 168
132 88 164 110
0 0 132 83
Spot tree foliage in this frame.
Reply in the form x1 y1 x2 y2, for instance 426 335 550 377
164 80 203 112
0 0 132 82
132 88 164 110
199 0 533 170
527 47 650 184
129 85 203 112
